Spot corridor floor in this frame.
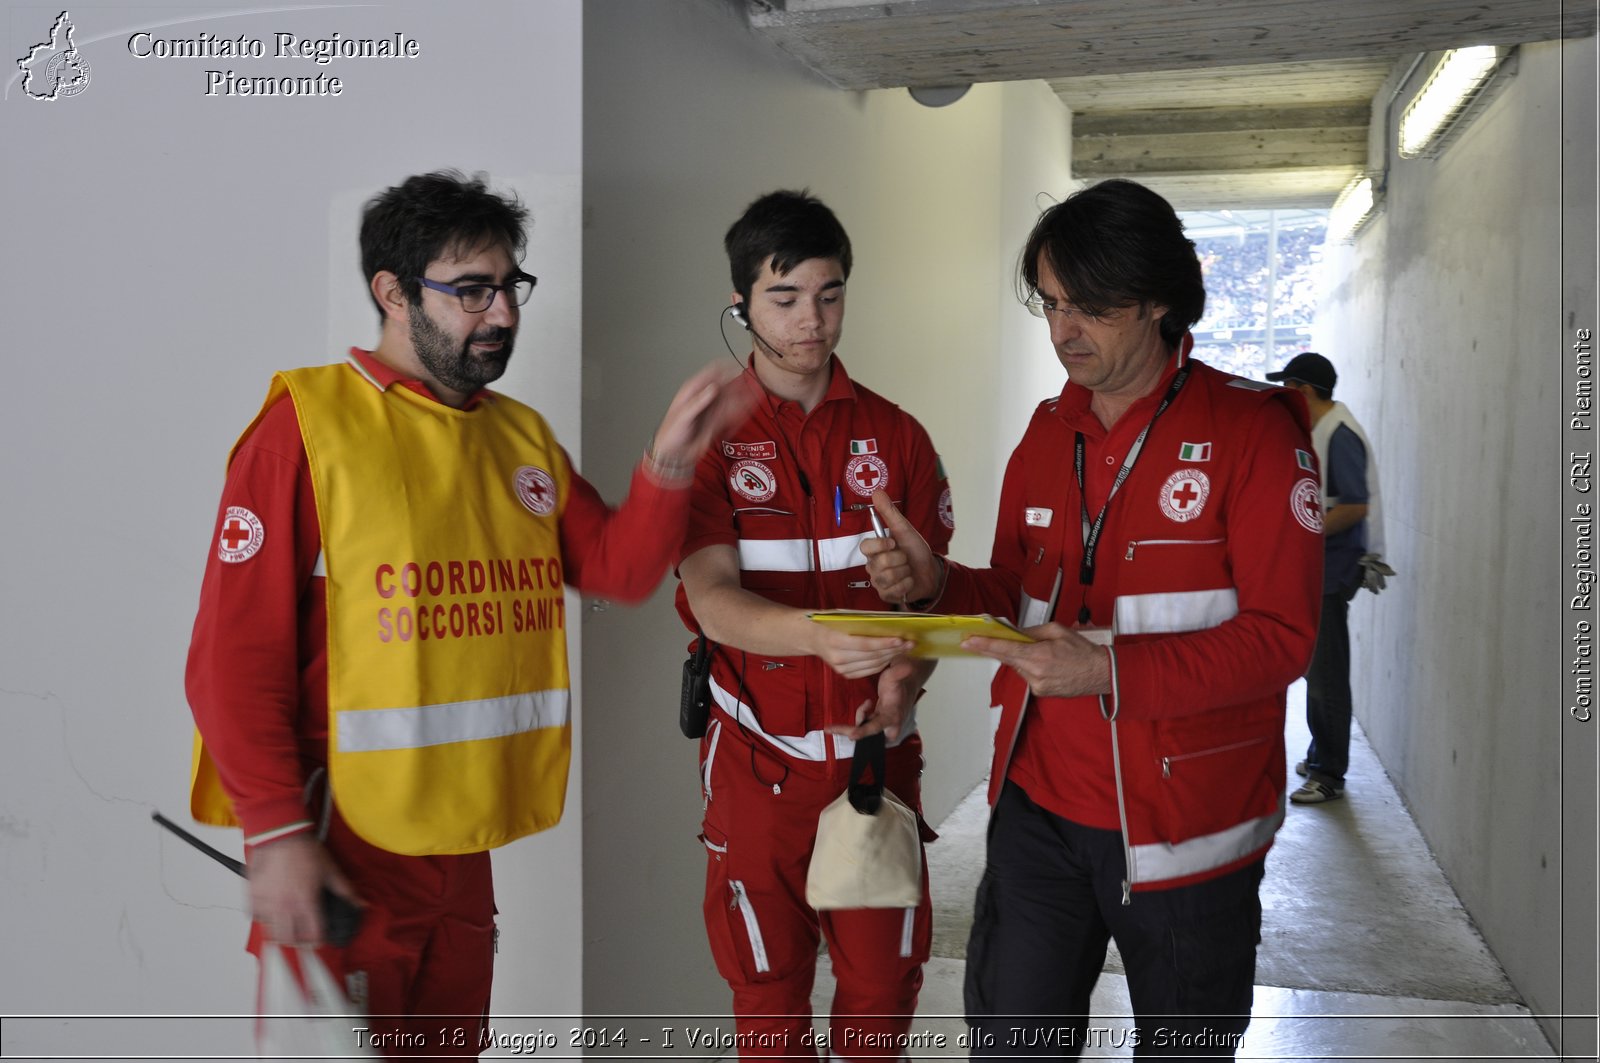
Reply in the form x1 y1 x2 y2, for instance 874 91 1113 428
811 682 1557 1061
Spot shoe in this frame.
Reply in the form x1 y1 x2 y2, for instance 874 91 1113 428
1290 780 1342 804
1294 760 1308 778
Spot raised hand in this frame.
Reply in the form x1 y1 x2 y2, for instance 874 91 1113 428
648 363 759 475
860 489 941 605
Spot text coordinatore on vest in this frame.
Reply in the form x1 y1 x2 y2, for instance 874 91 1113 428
1571 327 1594 722
126 30 422 96
375 557 566 644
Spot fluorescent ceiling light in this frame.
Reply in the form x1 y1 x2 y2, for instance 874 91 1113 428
1399 46 1503 158
1327 175 1378 242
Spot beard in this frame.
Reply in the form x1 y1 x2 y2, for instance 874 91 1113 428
409 304 515 394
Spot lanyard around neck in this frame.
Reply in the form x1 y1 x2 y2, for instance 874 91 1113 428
1072 366 1191 621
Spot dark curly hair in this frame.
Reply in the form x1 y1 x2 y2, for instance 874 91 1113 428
359 170 529 320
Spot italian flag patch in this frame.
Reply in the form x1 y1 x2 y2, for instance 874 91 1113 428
1296 449 1315 471
1179 441 1212 462
850 439 878 455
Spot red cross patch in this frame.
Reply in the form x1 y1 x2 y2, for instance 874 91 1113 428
1158 468 1211 523
845 454 890 499
1290 477 1324 533
514 466 558 516
217 506 265 563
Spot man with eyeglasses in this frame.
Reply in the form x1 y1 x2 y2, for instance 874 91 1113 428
864 179 1322 1057
185 170 749 1054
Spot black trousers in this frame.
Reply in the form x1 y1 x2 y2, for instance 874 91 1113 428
1304 589 1355 788
964 781 1264 1060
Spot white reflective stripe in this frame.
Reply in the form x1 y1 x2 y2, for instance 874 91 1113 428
738 537 813 572
899 907 915 958
246 821 313 847
1126 803 1285 885
311 551 327 577
1104 645 1121 721
1114 587 1238 635
702 834 727 855
737 533 874 573
336 689 569 753
345 355 385 391
708 676 913 762
731 880 770 973
710 676 826 760
1019 591 1052 629
702 718 722 803
816 531 873 572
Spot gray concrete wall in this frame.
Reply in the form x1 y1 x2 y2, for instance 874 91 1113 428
0 2 586 1052
1314 38 1597 1056
579 0 1069 1023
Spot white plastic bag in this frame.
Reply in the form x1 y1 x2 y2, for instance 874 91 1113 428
256 943 379 1058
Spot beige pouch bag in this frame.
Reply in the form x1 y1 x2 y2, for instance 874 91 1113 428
805 734 923 910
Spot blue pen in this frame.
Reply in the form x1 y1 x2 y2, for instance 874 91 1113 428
833 485 843 527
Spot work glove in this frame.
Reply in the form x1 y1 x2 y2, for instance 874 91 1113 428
1359 554 1396 594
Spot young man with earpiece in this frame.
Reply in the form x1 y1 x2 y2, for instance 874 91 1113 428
674 190 955 1060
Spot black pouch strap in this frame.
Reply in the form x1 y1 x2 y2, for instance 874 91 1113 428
848 732 887 815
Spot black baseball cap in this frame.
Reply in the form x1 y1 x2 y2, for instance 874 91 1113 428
1266 351 1336 393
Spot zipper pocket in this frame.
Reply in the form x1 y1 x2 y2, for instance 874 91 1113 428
1125 537 1225 561
729 880 771 973
701 719 722 806
1161 735 1270 778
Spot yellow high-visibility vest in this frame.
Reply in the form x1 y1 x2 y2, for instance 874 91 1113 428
191 359 573 855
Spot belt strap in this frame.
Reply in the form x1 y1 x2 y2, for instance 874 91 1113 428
848 732 887 814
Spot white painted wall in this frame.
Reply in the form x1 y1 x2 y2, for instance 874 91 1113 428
578 0 1070 1023
1313 38 1597 1056
0 2 584 1054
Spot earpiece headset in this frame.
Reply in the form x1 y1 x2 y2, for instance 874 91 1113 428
722 302 784 360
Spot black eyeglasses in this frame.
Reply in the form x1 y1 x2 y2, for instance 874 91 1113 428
415 272 538 313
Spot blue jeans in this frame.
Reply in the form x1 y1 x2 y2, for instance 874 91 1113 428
1304 590 1354 788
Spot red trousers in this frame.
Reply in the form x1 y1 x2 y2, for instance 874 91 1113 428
699 717 933 1062
249 804 496 1059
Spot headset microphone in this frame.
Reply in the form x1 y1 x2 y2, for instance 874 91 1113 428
724 303 784 359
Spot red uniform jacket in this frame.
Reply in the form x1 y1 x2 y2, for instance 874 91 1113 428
675 357 952 761
940 355 1322 892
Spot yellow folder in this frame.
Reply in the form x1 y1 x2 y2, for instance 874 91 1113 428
806 610 1034 658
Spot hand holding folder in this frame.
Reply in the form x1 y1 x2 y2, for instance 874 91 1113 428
807 610 1035 658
